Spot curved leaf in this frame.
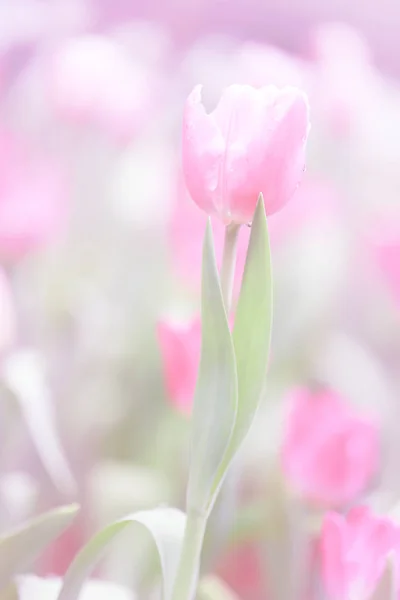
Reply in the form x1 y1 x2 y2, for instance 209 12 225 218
218 194 272 477
186 221 238 515
57 507 186 600
0 504 79 591
2 350 76 495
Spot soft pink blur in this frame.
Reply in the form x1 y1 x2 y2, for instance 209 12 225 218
182 84 310 224
320 507 400 599
48 35 158 143
281 388 379 506
157 317 202 415
309 23 377 136
0 131 68 261
370 223 400 306
217 543 263 600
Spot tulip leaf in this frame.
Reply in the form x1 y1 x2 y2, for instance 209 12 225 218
57 507 186 600
0 504 79 591
186 221 238 515
216 194 272 483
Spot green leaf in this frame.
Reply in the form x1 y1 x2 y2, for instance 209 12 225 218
186 221 238 515
57 507 186 600
218 194 272 477
197 576 240 600
0 504 79 591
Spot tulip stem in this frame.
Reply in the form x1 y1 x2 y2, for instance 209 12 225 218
220 223 241 314
171 509 207 600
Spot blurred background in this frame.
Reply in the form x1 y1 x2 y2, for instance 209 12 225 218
1 1 400 599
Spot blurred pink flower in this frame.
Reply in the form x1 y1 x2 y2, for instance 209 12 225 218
157 317 201 415
320 507 400 599
0 131 67 260
48 35 156 142
217 543 263 600
182 84 310 224
39 517 84 576
281 388 379 507
0 268 15 350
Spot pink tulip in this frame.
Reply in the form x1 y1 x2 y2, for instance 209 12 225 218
182 84 310 224
48 35 156 142
281 388 379 507
157 318 202 415
0 268 15 351
320 507 400 599
0 131 67 260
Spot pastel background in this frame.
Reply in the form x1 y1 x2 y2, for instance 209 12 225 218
1 1 400 599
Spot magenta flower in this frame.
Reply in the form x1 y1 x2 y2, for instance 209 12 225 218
182 84 310 224
320 507 400 599
281 388 379 507
157 318 202 415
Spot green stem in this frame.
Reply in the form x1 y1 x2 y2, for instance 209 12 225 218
171 510 207 600
171 224 240 600
219 224 241 314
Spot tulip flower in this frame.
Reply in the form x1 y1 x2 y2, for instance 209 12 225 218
320 507 400 599
182 84 310 224
281 387 379 506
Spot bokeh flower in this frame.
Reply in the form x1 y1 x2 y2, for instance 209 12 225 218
0 131 67 261
157 317 202 415
320 507 400 599
48 35 156 142
281 387 379 506
182 84 310 224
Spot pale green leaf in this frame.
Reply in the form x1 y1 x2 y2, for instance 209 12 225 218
218 194 272 477
197 576 240 600
57 507 186 600
186 221 238 515
0 504 79 591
